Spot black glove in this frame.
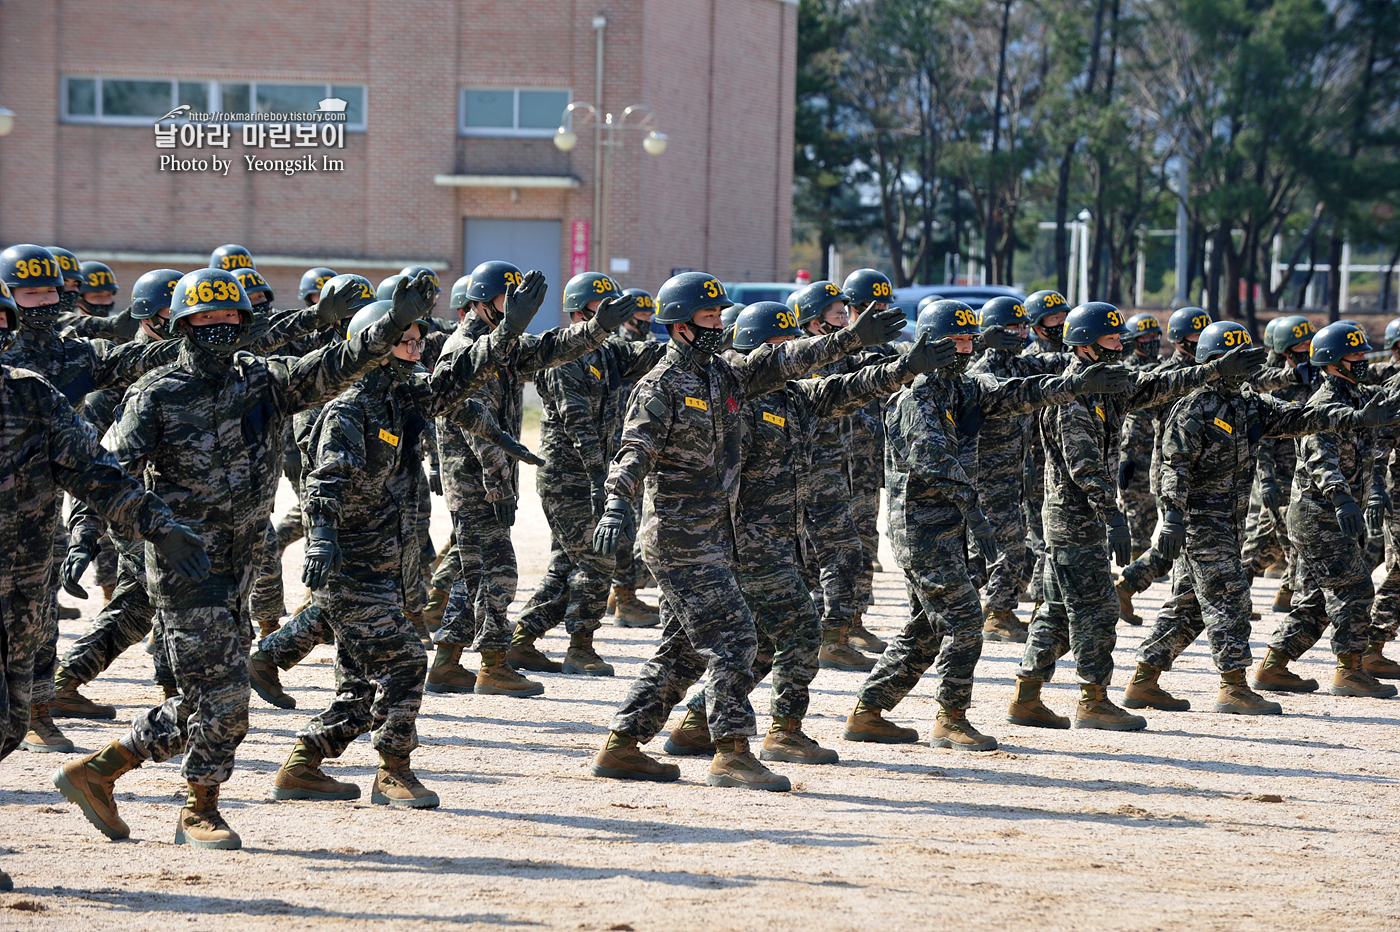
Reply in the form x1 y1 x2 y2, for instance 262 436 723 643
1068 362 1131 395
390 271 437 329
153 523 211 582
1106 510 1132 565
1260 478 1284 511
428 463 443 496
590 475 608 519
593 293 639 331
1351 393 1400 429
1366 488 1391 537
1210 344 1267 380
314 280 360 328
1158 510 1186 562
964 507 999 561
488 429 545 467
494 500 517 528
1333 491 1364 539
846 307 906 348
111 306 141 342
1117 460 1136 491
60 527 102 600
498 269 548 338
592 496 636 556
981 326 1024 352
902 333 959 375
301 523 341 590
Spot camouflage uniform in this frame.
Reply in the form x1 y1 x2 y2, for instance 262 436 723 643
608 331 862 743
610 325 657 590
858 368 1076 711
1020 335 1062 601
1370 416 1400 642
1117 351 1160 553
1241 363 1316 582
1019 358 1216 686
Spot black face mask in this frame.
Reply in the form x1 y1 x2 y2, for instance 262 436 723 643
816 321 841 336
1136 339 1160 358
686 322 727 356
1289 348 1310 366
1344 358 1368 382
1035 326 1063 349
146 316 171 339
947 352 972 376
475 303 501 328
58 290 79 313
386 356 419 381
1218 373 1248 395
1094 345 1125 365
250 299 273 316
20 300 62 330
79 296 113 317
188 321 247 355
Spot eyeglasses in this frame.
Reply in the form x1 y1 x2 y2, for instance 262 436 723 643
398 338 426 351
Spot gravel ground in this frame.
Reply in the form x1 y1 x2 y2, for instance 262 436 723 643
1 426 1397 931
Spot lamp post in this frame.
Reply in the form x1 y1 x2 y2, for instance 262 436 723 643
554 102 667 273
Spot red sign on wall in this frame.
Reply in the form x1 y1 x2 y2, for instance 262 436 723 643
570 220 590 277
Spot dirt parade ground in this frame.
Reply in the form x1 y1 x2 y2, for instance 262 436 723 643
1 426 1397 932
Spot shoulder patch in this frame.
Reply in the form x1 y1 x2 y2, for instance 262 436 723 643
1181 413 1204 435
644 397 668 422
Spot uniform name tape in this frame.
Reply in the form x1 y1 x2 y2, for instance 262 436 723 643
379 428 400 446
1213 417 1232 434
685 397 708 411
762 411 785 427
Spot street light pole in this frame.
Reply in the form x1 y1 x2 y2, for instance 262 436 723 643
592 15 606 271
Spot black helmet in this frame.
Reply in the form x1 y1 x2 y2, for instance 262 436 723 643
622 287 656 313
563 271 623 316
398 265 441 294
209 244 255 272
1310 321 1371 367
318 274 378 317
1272 315 1315 354
1125 312 1162 339
979 295 1027 330
1384 317 1400 351
789 280 847 326
915 293 945 314
79 261 118 296
655 272 732 325
733 301 802 352
1062 302 1131 347
449 274 472 311
721 303 746 331
1024 290 1069 326
130 269 184 320
377 274 405 302
915 300 981 341
1263 316 1284 351
1167 306 1212 343
842 268 894 306
1195 321 1254 363
346 298 427 342
0 282 16 332
300 267 339 303
235 268 274 305
169 268 253 326
0 244 63 289
463 260 525 305
46 247 83 285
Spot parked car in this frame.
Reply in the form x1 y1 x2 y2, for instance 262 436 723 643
724 281 799 307
891 284 1026 340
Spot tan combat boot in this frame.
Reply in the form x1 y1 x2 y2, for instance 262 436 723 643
425 644 476 694
841 700 918 743
175 783 241 849
1006 677 1069 729
847 614 888 653
506 626 562 673
57 602 81 620
162 684 179 701
405 611 432 647
1122 662 1191 711
707 737 791 792
423 587 449 629
1074 684 1147 731
818 628 876 672
1213 669 1282 715
255 617 280 639
372 753 440 808
664 708 716 756
53 740 143 840
562 631 614 676
51 668 117 720
930 705 998 751
1249 648 1318 693
474 650 544 697
612 586 660 628
1362 642 1400 680
982 608 1028 643
591 732 681 782
101 583 115 604
1330 653 1398 698
22 704 74 753
248 650 295 709
271 740 360 801
761 716 839 764
1272 584 1293 612
1114 576 1142 625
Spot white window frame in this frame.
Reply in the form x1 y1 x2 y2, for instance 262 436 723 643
60 77 368 131
458 86 571 138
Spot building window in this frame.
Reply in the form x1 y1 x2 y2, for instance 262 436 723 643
61 77 367 130
459 87 570 137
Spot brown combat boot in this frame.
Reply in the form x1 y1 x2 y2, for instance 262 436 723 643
1115 577 1142 625
1272 584 1293 612
22 704 74 753
708 737 790 792
841 700 918 743
761 716 838 764
372 753 440 808
405 611 432 647
1249 648 1318 693
506 626 562 673
248 650 295 709
474 650 544 697
161 684 179 701
930 705 998 751
562 630 614 676
53 740 142 840
1330 653 1398 698
819 628 876 672
1263 560 1286 579
1213 669 1282 715
1362 642 1400 680
1006 677 1069 729
1122 662 1191 711
664 708 715 756
271 741 360 801
591 732 680 782
423 587 448 628
1074 684 1147 731
847 614 887 653
101 583 115 604
982 608 1028 643
175 783 241 850
51 668 117 720
425 644 476 694
256 617 280 639
57 602 81 620
612 586 660 628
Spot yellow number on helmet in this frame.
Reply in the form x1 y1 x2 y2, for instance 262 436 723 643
1193 314 1209 330
1014 304 1025 318
1047 293 1063 306
1107 311 1122 326
826 283 841 296
702 280 721 299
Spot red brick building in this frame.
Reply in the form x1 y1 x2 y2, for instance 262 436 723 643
0 0 797 327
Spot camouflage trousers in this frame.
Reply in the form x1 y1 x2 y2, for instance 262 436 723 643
432 498 508 651
610 495 646 590
981 470 1032 614
1369 509 1400 643
430 531 459 593
94 530 117 590
30 594 58 706
0 591 46 761
249 519 286 628
408 471 433 614
1138 522 1255 673
684 562 821 722
516 485 611 638
1269 506 1374 660
1018 541 1119 686
125 601 252 785
1119 511 1174 595
1023 463 1046 602
850 471 881 609
799 499 864 630
258 604 332 669
1241 476 1290 580
611 561 758 743
60 536 174 688
1120 485 1156 556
